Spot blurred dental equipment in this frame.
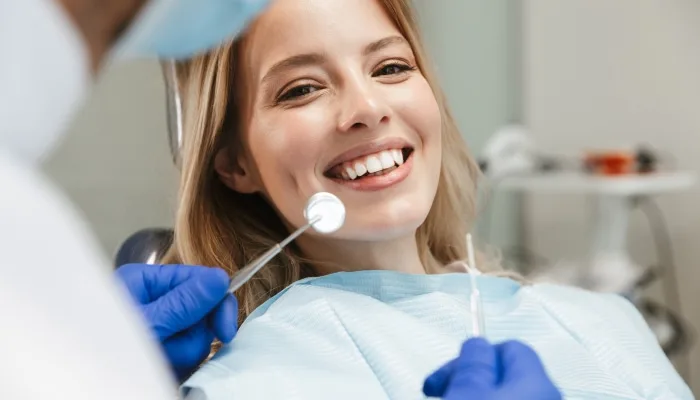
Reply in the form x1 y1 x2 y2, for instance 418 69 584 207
478 125 539 179
478 124 694 294
227 192 346 294
466 234 486 337
478 125 666 180
478 124 696 363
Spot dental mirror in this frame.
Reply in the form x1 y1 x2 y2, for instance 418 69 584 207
227 192 346 293
304 192 346 234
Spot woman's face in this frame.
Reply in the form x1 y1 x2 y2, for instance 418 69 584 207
226 0 442 241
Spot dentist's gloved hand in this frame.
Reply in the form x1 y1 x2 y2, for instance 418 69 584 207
423 338 561 400
116 264 238 380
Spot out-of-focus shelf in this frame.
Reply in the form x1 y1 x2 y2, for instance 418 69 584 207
496 171 696 196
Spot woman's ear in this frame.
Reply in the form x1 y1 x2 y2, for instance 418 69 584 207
214 147 260 194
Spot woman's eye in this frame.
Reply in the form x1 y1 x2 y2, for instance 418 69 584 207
373 63 414 77
278 85 319 102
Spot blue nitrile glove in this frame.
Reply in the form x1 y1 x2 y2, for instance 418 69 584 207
423 338 562 400
116 264 238 380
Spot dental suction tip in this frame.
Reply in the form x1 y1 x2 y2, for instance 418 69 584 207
304 192 346 234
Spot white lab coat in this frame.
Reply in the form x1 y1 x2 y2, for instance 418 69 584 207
0 0 176 398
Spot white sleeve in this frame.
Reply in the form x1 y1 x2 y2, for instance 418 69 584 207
0 152 178 399
0 1 178 398
0 0 90 164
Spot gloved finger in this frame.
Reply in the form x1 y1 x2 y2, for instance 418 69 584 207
115 264 230 303
498 341 548 381
162 321 215 380
444 338 498 396
497 341 562 399
140 265 230 301
423 358 457 397
208 294 239 343
114 263 156 303
144 267 231 339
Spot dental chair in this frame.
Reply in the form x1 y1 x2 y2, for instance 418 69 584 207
114 228 173 267
114 61 182 268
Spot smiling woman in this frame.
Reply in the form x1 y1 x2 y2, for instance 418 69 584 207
167 0 473 304
164 0 692 399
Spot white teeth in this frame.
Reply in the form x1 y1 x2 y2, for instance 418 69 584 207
345 166 357 180
392 149 404 165
354 162 368 177
333 148 408 180
379 151 395 169
366 156 382 173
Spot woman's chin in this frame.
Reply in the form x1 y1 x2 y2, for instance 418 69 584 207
338 214 428 242
330 195 430 238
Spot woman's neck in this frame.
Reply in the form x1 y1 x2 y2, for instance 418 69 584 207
297 234 430 276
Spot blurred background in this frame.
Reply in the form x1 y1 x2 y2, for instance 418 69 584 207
46 0 700 392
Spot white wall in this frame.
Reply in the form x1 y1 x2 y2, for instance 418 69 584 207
523 0 700 391
413 0 523 251
44 60 178 260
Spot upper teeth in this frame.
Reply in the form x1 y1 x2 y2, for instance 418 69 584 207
337 149 405 180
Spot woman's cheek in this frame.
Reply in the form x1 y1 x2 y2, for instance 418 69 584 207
248 113 328 185
281 122 333 172
387 80 440 135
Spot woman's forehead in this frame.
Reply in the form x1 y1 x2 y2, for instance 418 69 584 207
245 0 403 80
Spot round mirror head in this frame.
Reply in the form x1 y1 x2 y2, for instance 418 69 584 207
304 192 346 234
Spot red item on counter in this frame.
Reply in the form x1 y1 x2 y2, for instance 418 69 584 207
584 151 635 176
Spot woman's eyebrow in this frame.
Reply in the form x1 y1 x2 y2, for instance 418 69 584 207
261 36 408 85
262 53 326 85
363 35 408 56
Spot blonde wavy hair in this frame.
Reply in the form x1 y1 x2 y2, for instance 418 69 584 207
164 0 504 324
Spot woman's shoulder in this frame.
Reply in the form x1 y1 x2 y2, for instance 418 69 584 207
525 283 693 398
525 282 656 349
247 270 517 320
246 277 369 321
182 278 428 399
526 282 637 314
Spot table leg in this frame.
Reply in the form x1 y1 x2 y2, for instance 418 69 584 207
587 195 643 294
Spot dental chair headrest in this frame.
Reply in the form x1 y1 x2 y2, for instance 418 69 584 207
114 228 173 268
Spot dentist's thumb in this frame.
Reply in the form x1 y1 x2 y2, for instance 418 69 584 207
441 338 498 400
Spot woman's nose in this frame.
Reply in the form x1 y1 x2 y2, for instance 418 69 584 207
337 80 391 133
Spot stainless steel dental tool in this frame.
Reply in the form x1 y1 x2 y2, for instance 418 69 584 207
466 234 486 336
227 192 346 294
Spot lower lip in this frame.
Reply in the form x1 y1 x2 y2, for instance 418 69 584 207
329 152 414 191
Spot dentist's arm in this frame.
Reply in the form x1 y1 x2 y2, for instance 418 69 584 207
55 0 148 72
116 264 239 381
